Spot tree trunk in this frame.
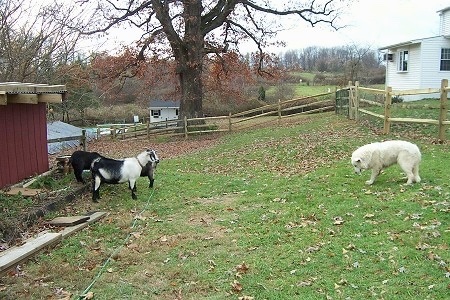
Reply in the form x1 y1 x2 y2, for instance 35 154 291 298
176 0 204 122
178 60 203 120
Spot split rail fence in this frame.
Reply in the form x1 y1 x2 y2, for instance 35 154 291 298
94 93 335 140
336 79 449 141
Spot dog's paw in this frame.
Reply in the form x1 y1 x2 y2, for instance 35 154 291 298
365 180 374 185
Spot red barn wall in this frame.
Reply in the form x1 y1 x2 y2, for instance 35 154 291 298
0 103 49 188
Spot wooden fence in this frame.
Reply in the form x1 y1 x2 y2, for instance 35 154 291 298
94 92 335 140
341 79 450 141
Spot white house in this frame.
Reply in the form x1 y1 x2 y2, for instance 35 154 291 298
379 6 450 101
149 99 180 123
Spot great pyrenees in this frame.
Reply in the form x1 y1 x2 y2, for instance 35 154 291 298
351 140 421 185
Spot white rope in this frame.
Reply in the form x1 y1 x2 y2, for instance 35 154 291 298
77 188 156 299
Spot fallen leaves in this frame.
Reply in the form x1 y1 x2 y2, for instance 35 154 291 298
228 262 251 297
333 216 344 225
80 291 94 300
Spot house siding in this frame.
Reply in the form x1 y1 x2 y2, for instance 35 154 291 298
381 7 450 101
386 44 421 90
150 107 179 123
0 103 49 188
420 37 450 94
384 37 450 101
439 8 450 36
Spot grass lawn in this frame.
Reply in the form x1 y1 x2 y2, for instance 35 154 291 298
1 112 449 300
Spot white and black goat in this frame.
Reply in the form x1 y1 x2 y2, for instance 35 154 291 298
69 150 103 184
90 149 159 202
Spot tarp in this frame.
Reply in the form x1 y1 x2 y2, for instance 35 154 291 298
47 121 96 154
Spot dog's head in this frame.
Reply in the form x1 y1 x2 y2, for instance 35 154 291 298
351 156 364 175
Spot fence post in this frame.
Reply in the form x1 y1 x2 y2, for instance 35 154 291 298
146 120 150 139
184 116 188 139
348 81 354 120
383 86 392 134
438 79 448 142
111 125 116 139
81 129 87 151
228 112 232 132
333 86 337 114
354 81 360 121
96 126 101 139
278 99 281 125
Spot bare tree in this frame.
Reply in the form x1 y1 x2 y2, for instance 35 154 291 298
0 0 82 83
56 0 346 119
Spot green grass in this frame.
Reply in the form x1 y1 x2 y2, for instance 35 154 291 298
1 113 449 300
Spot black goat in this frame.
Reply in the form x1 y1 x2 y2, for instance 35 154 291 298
69 150 103 184
140 159 159 188
90 149 159 202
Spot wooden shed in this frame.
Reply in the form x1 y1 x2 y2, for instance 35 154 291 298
0 82 67 188
149 100 180 124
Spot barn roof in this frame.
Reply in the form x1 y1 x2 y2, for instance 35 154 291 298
0 82 67 105
47 121 96 154
149 99 180 108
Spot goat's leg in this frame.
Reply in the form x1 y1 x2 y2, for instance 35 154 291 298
74 169 85 184
148 168 155 188
129 179 138 199
92 176 101 202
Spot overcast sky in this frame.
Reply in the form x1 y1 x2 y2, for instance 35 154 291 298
87 0 450 54
267 0 449 52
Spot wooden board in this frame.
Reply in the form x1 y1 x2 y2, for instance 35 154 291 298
5 187 44 196
0 232 62 274
60 212 107 238
47 216 90 227
0 212 106 275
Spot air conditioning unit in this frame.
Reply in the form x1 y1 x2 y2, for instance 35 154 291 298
383 53 394 61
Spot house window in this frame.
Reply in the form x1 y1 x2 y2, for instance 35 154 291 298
151 109 161 118
398 50 408 71
440 48 450 71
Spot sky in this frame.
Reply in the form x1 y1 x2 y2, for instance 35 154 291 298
260 0 450 52
84 0 449 54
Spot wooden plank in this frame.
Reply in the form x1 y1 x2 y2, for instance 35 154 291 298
392 88 440 96
358 87 385 94
38 93 62 103
6 94 38 104
47 216 90 227
389 117 439 125
60 212 107 238
0 82 66 94
0 232 62 274
5 187 44 196
359 108 385 119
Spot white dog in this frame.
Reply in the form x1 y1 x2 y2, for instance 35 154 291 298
351 140 421 185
